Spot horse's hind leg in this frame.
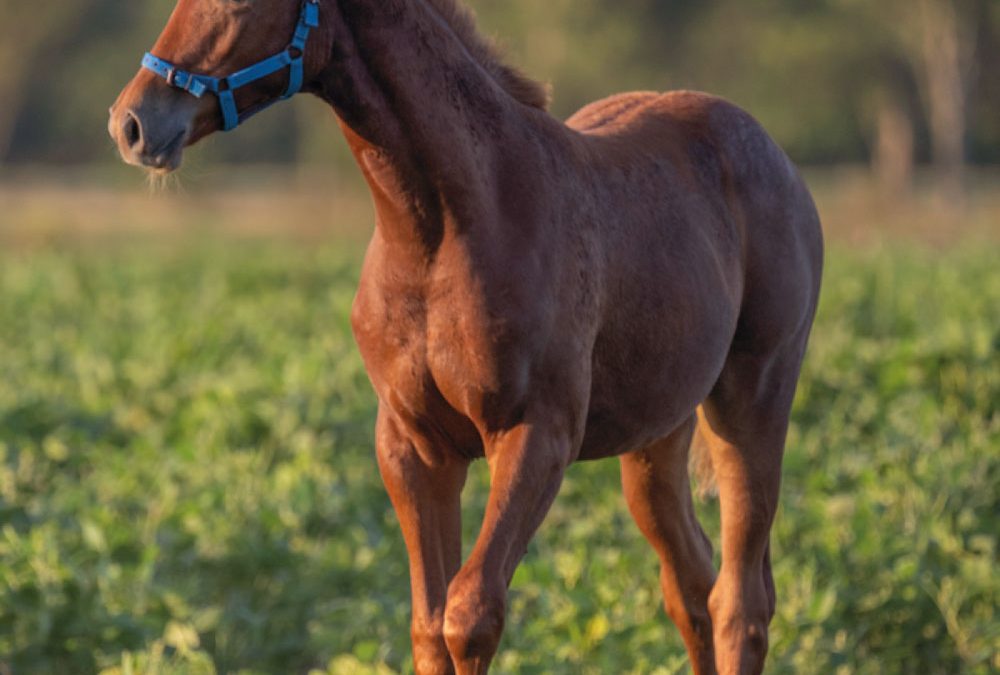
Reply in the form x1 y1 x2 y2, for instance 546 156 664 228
620 416 718 674
699 344 808 675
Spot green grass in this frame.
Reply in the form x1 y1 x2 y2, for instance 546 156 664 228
0 239 996 674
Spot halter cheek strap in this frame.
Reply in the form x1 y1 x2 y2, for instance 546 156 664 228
141 0 320 131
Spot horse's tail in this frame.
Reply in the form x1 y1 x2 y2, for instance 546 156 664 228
689 413 718 500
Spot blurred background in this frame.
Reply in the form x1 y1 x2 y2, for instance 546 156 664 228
0 1 997 674
1 0 999 240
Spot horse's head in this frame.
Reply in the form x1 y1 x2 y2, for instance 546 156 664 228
109 0 332 173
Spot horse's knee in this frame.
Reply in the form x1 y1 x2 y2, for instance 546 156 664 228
709 578 771 675
412 617 454 675
722 620 768 675
710 615 769 674
443 576 506 665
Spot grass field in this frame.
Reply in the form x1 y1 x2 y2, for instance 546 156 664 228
0 173 997 674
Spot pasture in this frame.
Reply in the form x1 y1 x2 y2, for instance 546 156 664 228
0 172 997 674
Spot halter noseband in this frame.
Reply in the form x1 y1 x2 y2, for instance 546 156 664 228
141 0 321 131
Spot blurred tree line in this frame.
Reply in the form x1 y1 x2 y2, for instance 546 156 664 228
1 0 998 190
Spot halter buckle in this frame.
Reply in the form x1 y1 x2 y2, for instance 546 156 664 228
166 67 178 88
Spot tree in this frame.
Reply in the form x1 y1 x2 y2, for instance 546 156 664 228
837 0 984 201
0 0 91 164
911 0 981 201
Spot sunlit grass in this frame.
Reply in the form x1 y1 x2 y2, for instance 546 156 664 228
0 172 996 674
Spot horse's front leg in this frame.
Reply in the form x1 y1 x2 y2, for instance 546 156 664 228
443 411 577 675
376 410 469 675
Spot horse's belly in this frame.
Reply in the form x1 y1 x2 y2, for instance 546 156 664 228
578 390 700 461
578 308 737 461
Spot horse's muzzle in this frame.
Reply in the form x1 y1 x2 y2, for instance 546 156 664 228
109 101 189 173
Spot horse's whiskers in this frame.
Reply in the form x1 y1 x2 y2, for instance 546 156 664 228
144 169 179 195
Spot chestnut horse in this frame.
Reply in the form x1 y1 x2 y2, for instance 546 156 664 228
109 1 823 672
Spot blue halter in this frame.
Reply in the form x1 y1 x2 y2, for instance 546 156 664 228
141 0 320 131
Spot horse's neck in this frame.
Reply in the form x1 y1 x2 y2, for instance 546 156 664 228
314 0 533 253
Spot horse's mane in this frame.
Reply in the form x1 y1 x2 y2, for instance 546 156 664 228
420 0 550 110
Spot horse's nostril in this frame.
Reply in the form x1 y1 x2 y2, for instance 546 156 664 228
123 112 142 149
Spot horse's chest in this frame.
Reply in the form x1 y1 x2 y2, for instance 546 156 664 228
352 285 435 403
352 276 529 444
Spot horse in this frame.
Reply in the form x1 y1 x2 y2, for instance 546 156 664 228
109 1 823 673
